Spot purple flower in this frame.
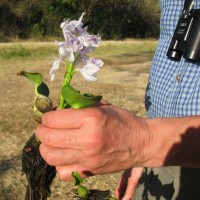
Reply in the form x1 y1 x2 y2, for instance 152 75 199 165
50 13 104 82
76 26 88 36
78 34 101 47
79 58 104 81
61 13 85 40
56 37 83 62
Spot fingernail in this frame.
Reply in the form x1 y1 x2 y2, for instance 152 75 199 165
122 197 128 200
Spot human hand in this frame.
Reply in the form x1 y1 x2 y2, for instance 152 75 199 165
115 167 143 200
35 102 149 181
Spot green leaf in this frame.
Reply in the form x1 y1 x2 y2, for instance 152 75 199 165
63 102 71 109
17 71 43 86
37 82 49 96
83 93 95 97
61 84 102 109
72 172 83 186
77 185 88 199
18 71 50 96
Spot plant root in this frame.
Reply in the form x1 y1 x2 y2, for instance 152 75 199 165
22 134 56 200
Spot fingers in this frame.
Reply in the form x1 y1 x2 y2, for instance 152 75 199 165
56 165 93 182
41 109 84 129
41 102 113 129
39 143 82 166
122 167 143 200
115 168 143 200
115 169 132 200
41 102 111 129
36 125 87 149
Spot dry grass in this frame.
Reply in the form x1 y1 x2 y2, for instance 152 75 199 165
0 40 157 200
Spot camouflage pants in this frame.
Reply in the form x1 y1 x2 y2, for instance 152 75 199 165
133 167 200 200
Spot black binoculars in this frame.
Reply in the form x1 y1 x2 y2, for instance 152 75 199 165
167 0 200 62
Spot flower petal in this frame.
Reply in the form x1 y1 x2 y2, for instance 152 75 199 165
67 51 75 62
81 63 100 75
59 46 67 58
79 61 102 81
79 68 97 81
50 60 60 81
78 12 85 24
91 58 104 67
75 54 89 65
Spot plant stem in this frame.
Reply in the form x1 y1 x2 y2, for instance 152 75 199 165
58 62 75 109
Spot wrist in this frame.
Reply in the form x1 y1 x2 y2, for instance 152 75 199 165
141 118 160 167
134 117 172 168
132 116 200 168
129 116 154 167
141 117 180 167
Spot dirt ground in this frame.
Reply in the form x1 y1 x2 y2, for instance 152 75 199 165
0 49 153 199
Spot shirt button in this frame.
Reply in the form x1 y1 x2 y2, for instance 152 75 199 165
176 74 181 81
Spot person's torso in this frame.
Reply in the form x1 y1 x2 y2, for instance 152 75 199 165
146 0 200 118
139 1 200 199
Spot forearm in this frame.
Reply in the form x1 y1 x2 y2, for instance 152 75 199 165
142 116 200 168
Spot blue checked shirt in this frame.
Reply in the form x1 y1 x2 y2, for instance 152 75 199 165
146 0 200 118
137 1 200 199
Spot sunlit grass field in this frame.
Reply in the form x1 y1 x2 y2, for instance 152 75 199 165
0 39 156 59
0 39 157 199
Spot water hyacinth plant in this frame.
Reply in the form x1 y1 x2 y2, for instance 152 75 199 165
51 12 104 110
18 13 115 200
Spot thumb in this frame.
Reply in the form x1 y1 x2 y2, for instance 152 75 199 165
115 167 143 200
